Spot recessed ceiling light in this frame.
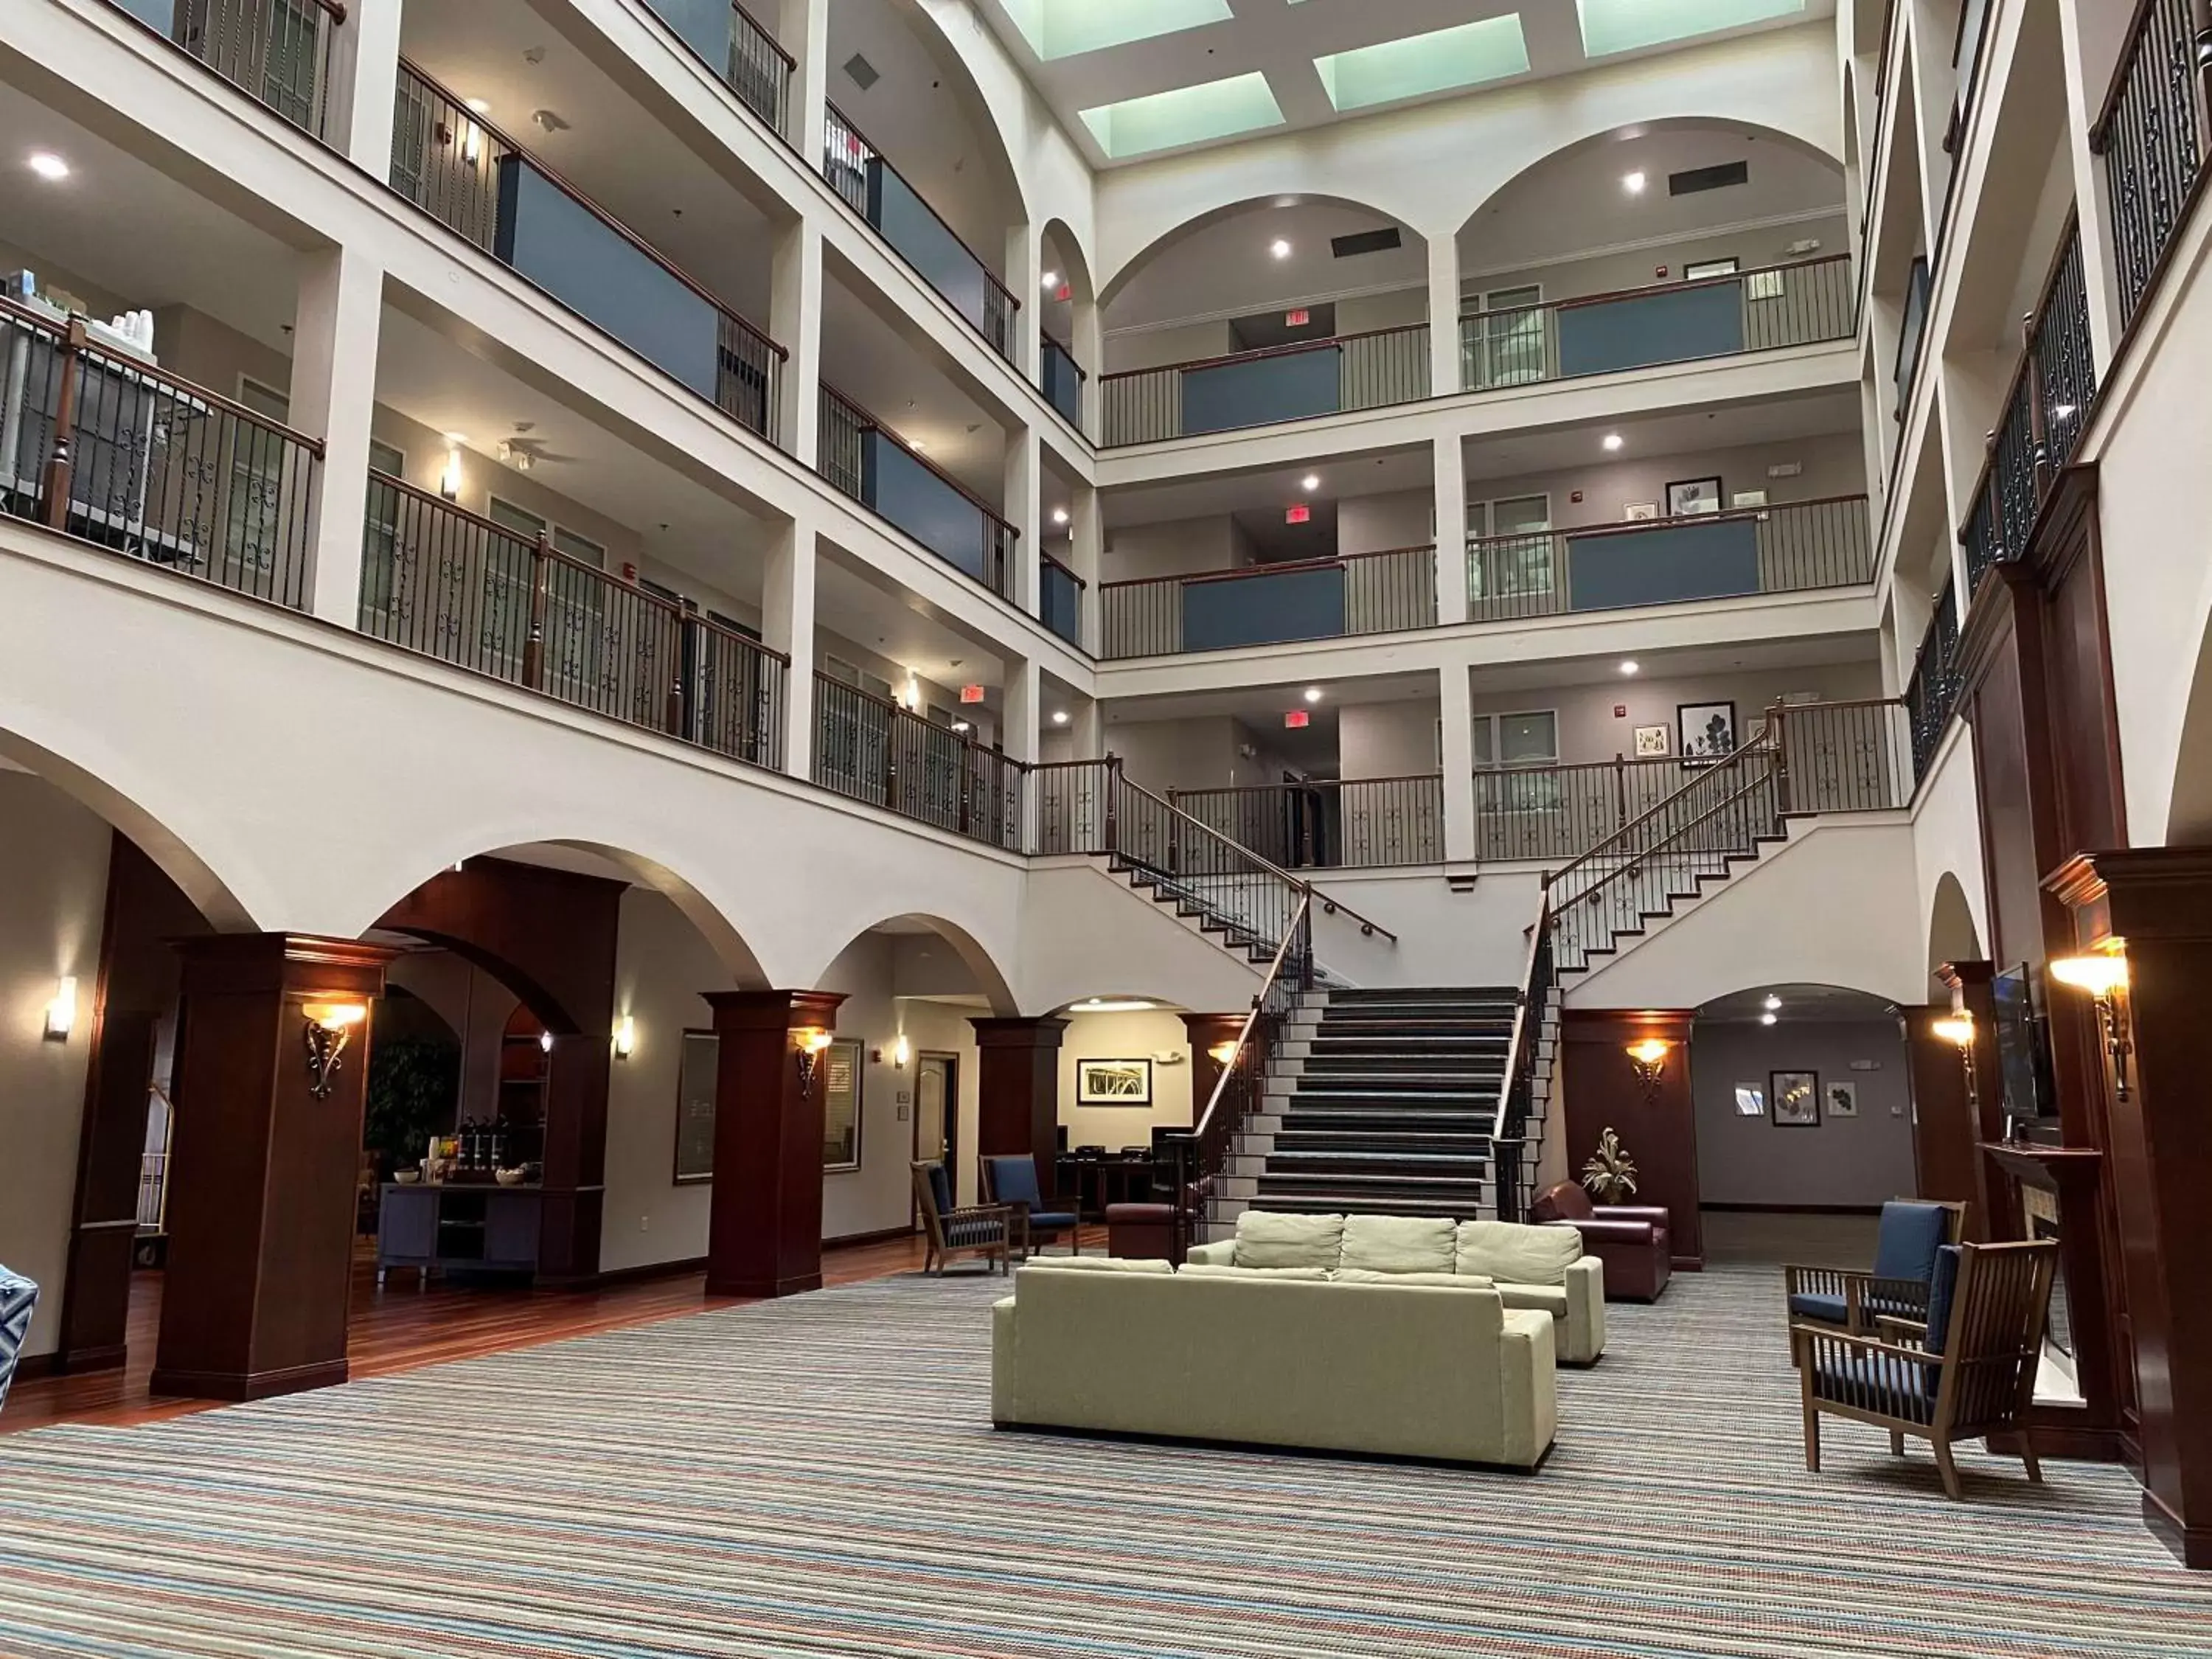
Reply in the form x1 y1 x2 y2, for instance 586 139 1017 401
1304 686 1324 703
27 151 70 182
1051 710 1069 724
1602 433 1624 451
1040 269 1059 288
1763 995 1784 1010
1079 998 1159 1013
1051 507 1070 525
1622 170 1646 194
1618 660 1639 675
1270 238 1293 259
465 97 492 114
1759 1012 1778 1026
1301 473 1320 492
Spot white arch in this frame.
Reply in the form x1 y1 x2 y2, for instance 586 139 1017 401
804 909 1021 1016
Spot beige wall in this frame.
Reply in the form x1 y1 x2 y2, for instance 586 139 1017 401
1464 215 1851 308
1340 699 1441 779
1472 660 1882 767
1465 433 1865 529
1056 1008 1194 1149
1691 1016 1918 1206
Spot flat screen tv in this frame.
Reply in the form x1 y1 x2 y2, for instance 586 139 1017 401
1992 962 2056 1121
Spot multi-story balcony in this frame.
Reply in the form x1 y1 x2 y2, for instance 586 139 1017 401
817 383 1020 603
105 0 344 139
633 0 796 139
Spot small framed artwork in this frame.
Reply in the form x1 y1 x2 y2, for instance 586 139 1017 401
1677 700 1739 765
1623 501 1659 521
1733 1082 1766 1117
1771 1070 1822 1127
1730 488 1769 509
1634 724 1670 758
1685 257 1740 280
1826 1081 1860 1118
1077 1057 1153 1105
1666 476 1724 516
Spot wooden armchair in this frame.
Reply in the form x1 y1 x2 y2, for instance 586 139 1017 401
1797 1239 2058 1500
912 1161 1020 1276
1784 1199 1965 1354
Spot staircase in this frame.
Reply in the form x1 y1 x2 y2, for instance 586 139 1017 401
1214 987 1528 1226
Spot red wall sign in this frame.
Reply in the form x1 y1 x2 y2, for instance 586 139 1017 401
959 684 986 704
1284 503 1312 524
1284 709 1310 729
1286 308 1310 327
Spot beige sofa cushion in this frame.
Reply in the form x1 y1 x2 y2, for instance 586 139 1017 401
1180 1262 1332 1281
1497 1283 1570 1317
1232 1210 1345 1270
1019 1256 1172 1275
1340 1214 1458 1275
1456 1219 1585 1286
1335 1268 1492 1288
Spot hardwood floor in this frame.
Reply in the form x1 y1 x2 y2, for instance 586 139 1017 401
5 1228 1101 1434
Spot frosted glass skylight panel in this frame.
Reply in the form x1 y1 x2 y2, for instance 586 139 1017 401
1314 15 1531 112
1079 74 1285 159
1003 0 1235 61
1576 0 1806 58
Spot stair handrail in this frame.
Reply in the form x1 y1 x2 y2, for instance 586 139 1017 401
1163 894 1314 1257
1542 724 1781 900
1490 899 1556 1222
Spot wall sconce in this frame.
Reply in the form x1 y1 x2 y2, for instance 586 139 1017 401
893 1033 911 1068
2051 950 2132 1100
1932 1008 1983 1124
43 975 76 1042
538 1029 554 1054
439 447 463 501
1624 1037 1670 1096
613 1015 636 1061
1207 1038 1240 1067
795 1026 835 1091
461 119 483 165
301 1000 369 1100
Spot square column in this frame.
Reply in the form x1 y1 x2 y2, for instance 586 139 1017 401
1182 1012 1248 1124
1005 223 1040 380
151 934 397 1400
970 1017 1068 1189
765 517 819 779
326 0 402 168
1439 661 1477 865
1426 233 1463 397
703 990 847 1298
1432 433 1469 627
293 246 386 627
780 0 830 161
770 217 824 465
1071 483 1103 655
1004 425 1042 613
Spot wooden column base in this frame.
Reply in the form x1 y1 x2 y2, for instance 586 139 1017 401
147 1358 349 1402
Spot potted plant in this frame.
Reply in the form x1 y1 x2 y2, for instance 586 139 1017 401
1580 1127 1640 1205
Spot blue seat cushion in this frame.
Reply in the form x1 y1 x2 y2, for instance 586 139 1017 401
1814 1351 1937 1423
1789 1291 1848 1326
1871 1201 1950 1284
1923 1245 1961 1357
1023 1211 1079 1231
985 1155 1045 1208
944 1214 1005 1248
925 1163 953 1217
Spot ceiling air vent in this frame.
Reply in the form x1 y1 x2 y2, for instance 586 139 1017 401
1669 161 1749 196
844 52 880 91
1330 226 1403 259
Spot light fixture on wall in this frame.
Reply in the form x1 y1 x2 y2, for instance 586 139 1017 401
1624 1036 1670 1097
1763 994 1783 1011
1269 238 1292 260
301 1000 369 1100
1207 1037 1241 1066
1618 660 1639 675
1051 710 1070 725
1932 1007 1983 1124
2050 949 2132 1100
1622 170 1646 194
1304 686 1323 703
27 151 71 183
439 445 464 501
1602 433 1624 451
795 1025 835 1091
538 1029 554 1054
42 975 76 1042
613 1015 636 1061
1051 507 1069 525
893 1032 911 1068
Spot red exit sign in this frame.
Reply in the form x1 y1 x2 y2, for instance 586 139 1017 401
1284 709 1310 729
1284 503 1311 524
1285 308 1310 327
959 684 986 704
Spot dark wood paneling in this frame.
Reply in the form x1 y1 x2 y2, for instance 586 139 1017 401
150 936 397 1401
1180 1013 1248 1125
971 1018 1070 1190
1902 1001 1988 1239
1559 1009 1702 1267
703 990 846 1299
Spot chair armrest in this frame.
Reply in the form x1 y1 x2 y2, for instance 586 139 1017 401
1592 1205 1672 1229
1185 1239 1237 1267
1875 1314 1930 1346
1561 1255 1606 1362
1554 1217 1659 1246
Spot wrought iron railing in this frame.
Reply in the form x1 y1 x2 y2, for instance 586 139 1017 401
1905 578 1965 783
810 673 1026 849
822 102 1020 363
1170 776 1447 870
635 0 795 139
391 62 784 444
1040 551 1083 647
1040 330 1086 429
358 469 787 768
0 292 321 608
1466 495 1873 623
1492 902 1556 1223
816 383 1020 602
1958 218 2097 600
101 0 343 139
2091 0 2212 330
1099 543 1437 659
1770 698 1916 814
1473 757 1686 863
1099 324 1430 446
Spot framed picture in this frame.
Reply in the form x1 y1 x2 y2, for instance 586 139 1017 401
1623 501 1659 521
1666 476 1723 516
1634 724 1669 757
1730 488 1769 509
1826 1080 1860 1118
1733 1082 1766 1117
823 1037 863 1171
1685 257 1740 280
1677 700 1739 765
1077 1057 1153 1105
672 1029 719 1184
1771 1070 1822 1127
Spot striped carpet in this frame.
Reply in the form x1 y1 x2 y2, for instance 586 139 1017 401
0 1264 2206 1657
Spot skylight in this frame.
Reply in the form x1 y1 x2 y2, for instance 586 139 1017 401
1003 0 1234 62
1575 0 1808 59
1313 15 1531 113
1079 74 1285 159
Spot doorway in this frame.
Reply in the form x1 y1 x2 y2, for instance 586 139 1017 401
914 1051 958 1223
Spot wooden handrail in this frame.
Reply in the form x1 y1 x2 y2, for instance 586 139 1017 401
1040 550 1087 588
1099 543 1435 592
1500 493 1867 548
820 382 1020 538
1492 897 1551 1143
813 669 1021 768
398 59 786 361
1098 320 1427 384
824 101 1020 313
1174 772 1447 798
2088 0 2175 145
1190 896 1310 1143
1543 729 1779 894
0 291 330 456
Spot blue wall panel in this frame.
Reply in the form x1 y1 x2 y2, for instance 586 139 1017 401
1181 348 1340 436
116 0 175 30
495 159 721 402
865 433 992 582
1557 280 1743 378
1567 517 1761 611
1042 341 1084 427
639 0 732 67
869 163 990 334
1040 564 1082 644
1183 564 1346 651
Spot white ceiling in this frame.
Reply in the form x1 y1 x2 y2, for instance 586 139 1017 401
1461 388 1862 484
975 0 1839 170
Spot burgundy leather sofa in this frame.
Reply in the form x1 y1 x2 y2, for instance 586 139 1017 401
1529 1180 1673 1302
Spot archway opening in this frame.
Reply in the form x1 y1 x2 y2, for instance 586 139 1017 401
1926 870 1985 988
